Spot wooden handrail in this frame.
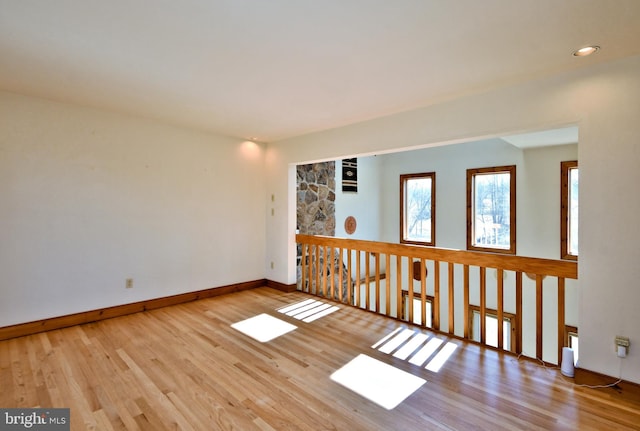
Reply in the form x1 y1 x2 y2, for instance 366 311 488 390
296 233 578 364
297 234 577 279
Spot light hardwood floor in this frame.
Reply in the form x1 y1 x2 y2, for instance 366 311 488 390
1 287 638 430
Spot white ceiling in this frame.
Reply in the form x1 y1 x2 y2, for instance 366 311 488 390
502 126 578 149
1 1 639 142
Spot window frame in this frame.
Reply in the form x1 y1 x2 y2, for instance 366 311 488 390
564 325 578 348
564 325 579 365
468 305 517 352
400 172 436 246
401 290 434 328
561 160 578 260
466 165 516 254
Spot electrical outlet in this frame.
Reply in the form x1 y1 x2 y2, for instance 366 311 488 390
126 278 134 289
270 261 274 269
615 335 630 357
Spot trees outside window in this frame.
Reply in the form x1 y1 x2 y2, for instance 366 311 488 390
400 172 436 246
467 165 516 254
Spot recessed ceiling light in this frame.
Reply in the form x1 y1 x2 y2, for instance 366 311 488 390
573 45 600 57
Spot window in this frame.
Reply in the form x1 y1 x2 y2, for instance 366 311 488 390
401 291 434 327
469 306 516 352
467 165 516 254
561 161 578 260
400 172 436 246
565 325 579 365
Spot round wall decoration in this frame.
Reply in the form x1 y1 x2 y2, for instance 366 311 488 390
412 260 428 281
344 216 357 235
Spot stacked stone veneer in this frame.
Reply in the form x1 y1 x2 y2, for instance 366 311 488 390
296 162 336 236
296 162 351 300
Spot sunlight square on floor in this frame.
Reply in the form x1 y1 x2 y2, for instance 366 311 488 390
231 313 297 342
277 299 340 322
330 354 426 410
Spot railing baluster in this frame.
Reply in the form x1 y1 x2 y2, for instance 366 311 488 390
338 247 344 302
463 264 469 339
365 252 371 311
301 243 307 292
497 268 504 350
479 267 486 345
355 251 361 308
386 253 391 316
307 244 313 293
329 246 335 300
558 277 566 365
516 272 523 355
315 244 320 295
347 248 353 305
448 262 455 334
309 243 313 293
375 253 381 313
408 259 414 323
421 258 427 327
396 255 402 320
434 260 441 330
536 274 544 360
323 245 329 298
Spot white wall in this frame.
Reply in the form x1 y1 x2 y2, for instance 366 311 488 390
266 55 640 383
379 138 523 246
334 156 381 240
0 91 266 327
375 140 578 259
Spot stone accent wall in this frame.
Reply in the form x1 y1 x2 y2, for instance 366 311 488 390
296 162 336 236
296 162 351 300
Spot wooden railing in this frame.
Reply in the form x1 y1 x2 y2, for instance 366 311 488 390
296 234 578 364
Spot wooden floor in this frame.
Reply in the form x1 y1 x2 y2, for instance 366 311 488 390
1 287 639 430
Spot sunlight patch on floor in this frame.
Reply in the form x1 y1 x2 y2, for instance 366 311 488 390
409 338 443 367
330 354 426 410
231 313 297 342
425 342 458 372
371 327 403 349
372 327 458 372
277 299 340 322
378 328 415 354
393 333 429 360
